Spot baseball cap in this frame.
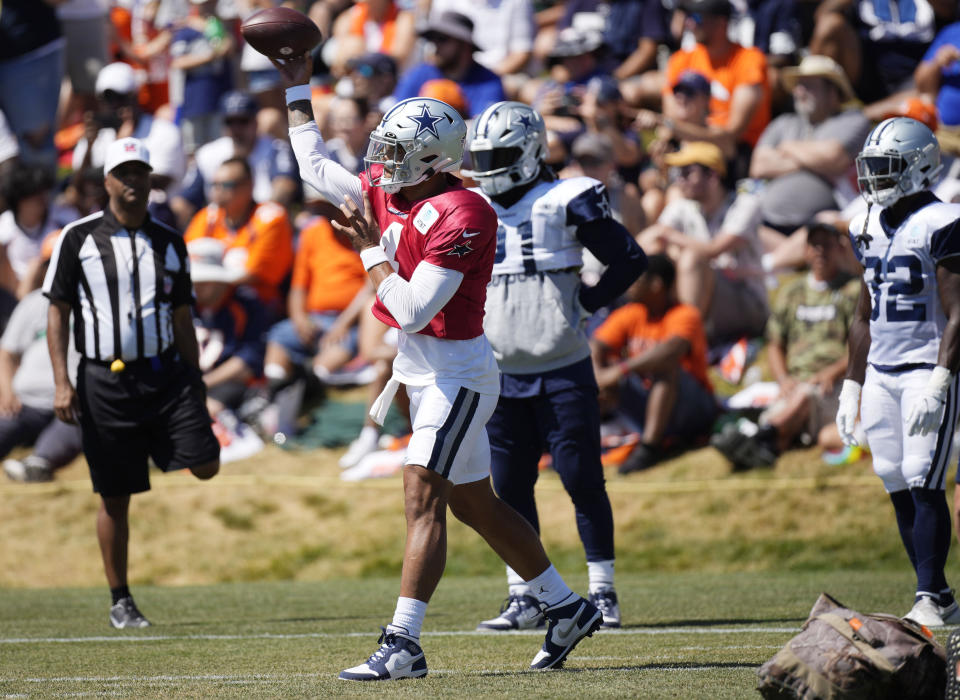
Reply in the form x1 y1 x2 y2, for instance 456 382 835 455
807 221 842 243
188 238 245 284
883 97 938 132
572 132 614 162
663 141 726 176
96 62 137 96
221 91 259 119
348 52 398 77
419 79 469 116
680 0 732 17
673 70 711 96
104 137 152 175
550 26 604 58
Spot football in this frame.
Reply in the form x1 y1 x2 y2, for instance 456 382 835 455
241 7 322 60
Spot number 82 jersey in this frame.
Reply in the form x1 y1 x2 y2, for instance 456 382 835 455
849 194 960 370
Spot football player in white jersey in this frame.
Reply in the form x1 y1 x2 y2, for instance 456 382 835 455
837 117 960 627
463 102 647 630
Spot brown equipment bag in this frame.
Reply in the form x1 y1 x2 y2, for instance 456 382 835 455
756 592 946 699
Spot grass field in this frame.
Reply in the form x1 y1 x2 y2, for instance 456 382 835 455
0 570 950 699
3 429 960 697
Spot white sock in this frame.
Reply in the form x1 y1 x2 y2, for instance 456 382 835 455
388 596 427 639
357 425 379 446
264 363 288 381
587 559 615 593
506 565 530 597
526 564 577 610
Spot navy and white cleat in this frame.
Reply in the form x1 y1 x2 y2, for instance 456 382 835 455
109 597 151 629
339 627 428 681
530 597 602 670
477 593 546 631
588 588 621 629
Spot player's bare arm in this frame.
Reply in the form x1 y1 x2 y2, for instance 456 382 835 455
844 278 872 385
935 256 960 373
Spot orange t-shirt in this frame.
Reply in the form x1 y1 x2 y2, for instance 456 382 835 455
347 1 399 53
594 302 712 391
184 202 294 306
664 43 771 147
292 217 367 313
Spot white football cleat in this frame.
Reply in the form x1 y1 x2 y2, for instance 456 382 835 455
905 595 945 627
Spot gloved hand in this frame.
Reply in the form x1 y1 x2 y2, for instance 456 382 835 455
836 379 862 446
906 366 954 436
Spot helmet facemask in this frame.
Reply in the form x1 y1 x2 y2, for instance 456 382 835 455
856 151 907 208
467 146 541 196
463 101 546 197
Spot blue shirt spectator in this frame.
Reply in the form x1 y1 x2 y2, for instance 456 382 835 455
920 22 960 127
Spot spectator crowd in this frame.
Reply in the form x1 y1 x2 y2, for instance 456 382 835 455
2 0 960 482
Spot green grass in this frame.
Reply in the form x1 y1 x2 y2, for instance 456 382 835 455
0 571 951 698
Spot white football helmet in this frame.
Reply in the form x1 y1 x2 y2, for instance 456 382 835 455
364 97 466 194
856 117 942 208
463 101 546 196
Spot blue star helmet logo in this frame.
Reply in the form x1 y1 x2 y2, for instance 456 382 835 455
513 113 534 134
409 104 444 139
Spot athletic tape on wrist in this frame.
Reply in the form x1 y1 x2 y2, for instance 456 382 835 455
360 246 389 270
285 85 311 105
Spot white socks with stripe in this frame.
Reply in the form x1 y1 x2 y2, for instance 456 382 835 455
526 564 577 610
388 596 427 639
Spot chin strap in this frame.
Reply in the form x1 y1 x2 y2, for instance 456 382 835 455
854 202 873 250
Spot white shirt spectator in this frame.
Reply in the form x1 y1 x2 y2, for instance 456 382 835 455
72 114 186 184
658 192 767 303
430 0 535 72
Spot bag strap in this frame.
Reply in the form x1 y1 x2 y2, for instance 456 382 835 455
767 645 840 699
818 613 897 674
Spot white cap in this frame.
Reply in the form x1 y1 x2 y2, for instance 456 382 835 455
188 238 245 284
104 137 152 175
96 62 137 96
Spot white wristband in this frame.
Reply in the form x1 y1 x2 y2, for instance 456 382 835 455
285 84 311 105
360 246 389 270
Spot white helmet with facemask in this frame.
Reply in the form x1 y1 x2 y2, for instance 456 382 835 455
364 97 467 194
856 117 942 208
463 101 546 196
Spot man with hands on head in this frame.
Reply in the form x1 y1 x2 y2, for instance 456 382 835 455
273 52 601 681
836 117 960 628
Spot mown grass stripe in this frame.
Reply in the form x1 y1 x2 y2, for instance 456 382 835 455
0 473 878 496
0 626 803 645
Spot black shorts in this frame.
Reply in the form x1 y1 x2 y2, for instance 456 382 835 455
77 354 220 497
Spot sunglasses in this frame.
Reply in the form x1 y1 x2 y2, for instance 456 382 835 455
676 164 705 178
225 117 255 127
211 179 245 190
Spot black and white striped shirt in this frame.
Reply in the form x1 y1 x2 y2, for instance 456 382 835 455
42 209 193 362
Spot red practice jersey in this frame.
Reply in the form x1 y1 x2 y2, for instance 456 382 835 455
361 166 498 340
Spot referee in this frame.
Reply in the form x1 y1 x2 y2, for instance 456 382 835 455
43 138 220 629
